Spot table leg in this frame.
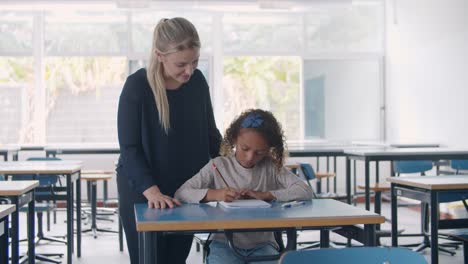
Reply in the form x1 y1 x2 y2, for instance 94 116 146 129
365 160 370 211
77 172 82 258
66 175 73 264
364 224 376 246
320 230 330 248
391 184 398 246
430 191 439 264
27 194 35 264
11 198 19 264
0 215 9 263
346 157 351 204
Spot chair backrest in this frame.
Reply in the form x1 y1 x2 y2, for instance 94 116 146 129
12 157 61 186
451 160 468 173
299 163 316 181
393 160 433 175
279 247 427 264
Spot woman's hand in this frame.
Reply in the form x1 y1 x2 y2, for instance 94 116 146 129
204 188 240 202
239 189 275 201
143 185 181 209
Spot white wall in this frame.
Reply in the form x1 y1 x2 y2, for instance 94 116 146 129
385 0 468 147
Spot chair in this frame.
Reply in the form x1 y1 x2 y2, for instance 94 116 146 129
12 157 66 263
298 163 346 200
279 247 427 264
393 160 457 254
449 159 468 212
439 229 468 264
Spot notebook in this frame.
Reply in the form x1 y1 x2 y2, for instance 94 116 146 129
218 199 271 209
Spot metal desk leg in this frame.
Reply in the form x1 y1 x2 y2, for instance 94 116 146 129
364 224 376 246
391 184 398 247
346 157 351 204
0 215 9 263
77 172 82 258
66 174 73 264
140 231 156 264
430 191 439 264
365 160 370 211
320 230 330 248
11 198 19 264
27 195 35 264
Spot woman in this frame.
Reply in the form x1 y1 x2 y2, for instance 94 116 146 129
117 17 221 264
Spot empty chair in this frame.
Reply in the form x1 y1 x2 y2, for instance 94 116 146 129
279 247 427 264
12 157 66 263
298 163 346 200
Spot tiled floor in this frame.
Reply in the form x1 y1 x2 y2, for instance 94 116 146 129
16 201 464 263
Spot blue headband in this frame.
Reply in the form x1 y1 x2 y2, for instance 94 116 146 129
241 113 264 128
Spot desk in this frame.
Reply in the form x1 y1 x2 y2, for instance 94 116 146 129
0 204 16 263
45 143 119 157
0 161 82 264
136 199 384 264
0 146 19 161
344 147 468 211
388 175 468 264
0 180 38 264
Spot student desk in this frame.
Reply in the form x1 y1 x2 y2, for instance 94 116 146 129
0 161 83 264
343 147 468 211
0 204 16 264
135 199 385 264
0 180 38 264
45 143 120 157
0 145 19 161
388 175 468 264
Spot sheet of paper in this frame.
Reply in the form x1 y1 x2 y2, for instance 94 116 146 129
218 199 271 209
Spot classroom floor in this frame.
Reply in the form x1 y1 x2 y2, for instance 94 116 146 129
16 201 464 264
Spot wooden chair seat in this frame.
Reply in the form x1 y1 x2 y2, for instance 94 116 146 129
316 172 336 179
81 170 114 175
81 174 112 181
357 183 390 192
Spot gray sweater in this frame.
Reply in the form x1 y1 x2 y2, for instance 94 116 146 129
175 155 313 249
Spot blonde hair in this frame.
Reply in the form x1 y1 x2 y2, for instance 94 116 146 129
146 17 200 134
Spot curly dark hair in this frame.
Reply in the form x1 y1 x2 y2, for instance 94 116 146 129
220 109 287 171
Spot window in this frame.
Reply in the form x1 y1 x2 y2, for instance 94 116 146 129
223 56 301 140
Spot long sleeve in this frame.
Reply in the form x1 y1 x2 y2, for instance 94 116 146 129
174 162 215 203
117 74 156 194
269 167 313 202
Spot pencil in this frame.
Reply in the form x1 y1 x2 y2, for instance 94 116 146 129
212 162 230 188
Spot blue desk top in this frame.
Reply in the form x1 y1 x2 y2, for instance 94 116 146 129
135 199 384 232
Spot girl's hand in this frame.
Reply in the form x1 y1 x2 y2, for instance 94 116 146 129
239 189 275 201
204 188 240 202
143 185 181 209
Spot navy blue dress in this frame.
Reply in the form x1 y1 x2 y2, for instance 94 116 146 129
117 68 221 263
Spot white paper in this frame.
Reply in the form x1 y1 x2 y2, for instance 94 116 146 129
218 199 271 209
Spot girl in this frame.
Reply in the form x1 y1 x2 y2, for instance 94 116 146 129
175 109 313 264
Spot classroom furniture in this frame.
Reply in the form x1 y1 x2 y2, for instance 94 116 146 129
344 147 468 211
0 204 16 264
299 163 344 199
440 229 468 264
0 180 38 264
45 143 120 157
135 199 384 264
81 173 121 240
0 145 19 161
14 157 63 232
0 161 83 264
388 175 468 264
279 247 427 264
